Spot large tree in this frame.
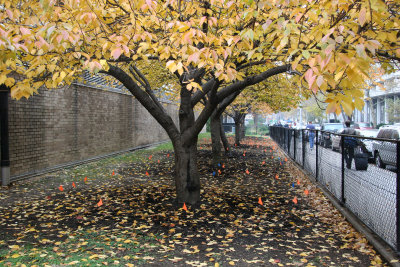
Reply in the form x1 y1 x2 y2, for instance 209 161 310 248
225 75 302 146
1 0 399 204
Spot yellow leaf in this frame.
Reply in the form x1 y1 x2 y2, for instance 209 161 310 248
36 65 46 74
166 61 177 73
100 60 109 71
341 101 353 115
9 245 20 250
229 261 235 265
0 75 7 84
326 101 337 114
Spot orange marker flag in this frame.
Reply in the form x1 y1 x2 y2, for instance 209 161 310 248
167 153 170 157
182 203 188 211
84 176 88 183
304 189 309 196
59 185 64 192
97 199 103 207
297 179 300 185
258 197 263 205
275 174 279 179
146 171 150 176
245 169 250 174
112 171 115 176
149 155 153 160
262 161 265 165
292 197 298 204
218 169 221 175
72 182 76 188
285 157 288 162
222 164 225 168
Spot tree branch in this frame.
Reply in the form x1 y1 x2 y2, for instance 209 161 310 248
191 78 216 107
237 60 267 71
102 64 180 141
216 64 290 102
128 65 167 114
182 79 220 144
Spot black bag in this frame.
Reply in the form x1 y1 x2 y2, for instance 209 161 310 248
354 153 368 170
344 136 358 148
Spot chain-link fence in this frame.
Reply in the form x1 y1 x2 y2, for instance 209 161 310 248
270 126 399 253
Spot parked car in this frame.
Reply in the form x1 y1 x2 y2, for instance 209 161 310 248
356 122 374 130
372 125 400 168
358 129 379 162
319 123 344 147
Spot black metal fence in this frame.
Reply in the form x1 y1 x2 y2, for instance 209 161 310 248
270 126 399 253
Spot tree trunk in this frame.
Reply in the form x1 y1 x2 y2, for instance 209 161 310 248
240 114 246 139
210 112 222 165
220 121 230 155
174 142 200 205
235 119 241 146
254 113 259 135
174 87 201 204
234 113 246 146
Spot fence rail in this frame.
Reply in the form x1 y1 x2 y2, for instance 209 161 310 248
269 126 399 253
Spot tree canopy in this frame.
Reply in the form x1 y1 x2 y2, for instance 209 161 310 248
1 0 399 203
2 0 399 103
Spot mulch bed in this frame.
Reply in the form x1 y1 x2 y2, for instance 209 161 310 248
0 137 387 266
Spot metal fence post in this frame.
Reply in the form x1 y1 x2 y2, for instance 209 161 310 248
302 129 305 168
315 130 319 182
293 130 296 161
341 136 346 205
397 141 400 252
285 128 288 152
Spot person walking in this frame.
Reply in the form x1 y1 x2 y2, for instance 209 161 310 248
342 120 359 169
306 121 315 150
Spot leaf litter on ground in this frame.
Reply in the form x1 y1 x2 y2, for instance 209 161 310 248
0 136 388 266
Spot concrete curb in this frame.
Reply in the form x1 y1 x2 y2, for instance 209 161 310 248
278 147 400 267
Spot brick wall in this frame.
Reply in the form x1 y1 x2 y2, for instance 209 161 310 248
8 84 179 177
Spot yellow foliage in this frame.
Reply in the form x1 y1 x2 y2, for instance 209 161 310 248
0 0 398 116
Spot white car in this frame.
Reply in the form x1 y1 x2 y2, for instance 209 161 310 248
372 125 400 168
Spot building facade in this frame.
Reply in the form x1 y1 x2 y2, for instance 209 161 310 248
353 71 400 126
